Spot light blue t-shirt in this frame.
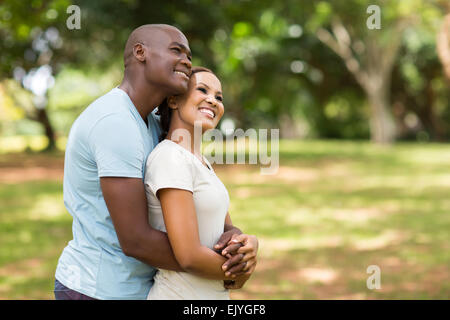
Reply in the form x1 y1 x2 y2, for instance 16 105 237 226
55 87 161 299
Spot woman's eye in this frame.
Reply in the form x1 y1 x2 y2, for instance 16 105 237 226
216 96 223 102
197 87 207 94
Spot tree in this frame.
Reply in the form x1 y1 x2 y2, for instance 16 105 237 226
0 0 72 150
0 0 231 149
1 0 448 145
307 0 443 144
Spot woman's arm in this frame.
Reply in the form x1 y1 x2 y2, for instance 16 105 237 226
158 188 234 281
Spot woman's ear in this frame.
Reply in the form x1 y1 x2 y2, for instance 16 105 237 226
167 96 178 110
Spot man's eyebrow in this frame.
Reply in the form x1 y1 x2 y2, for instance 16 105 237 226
170 42 192 57
198 82 222 95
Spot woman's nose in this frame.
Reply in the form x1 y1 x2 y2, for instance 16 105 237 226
206 95 217 106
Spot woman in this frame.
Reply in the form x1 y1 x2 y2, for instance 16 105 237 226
144 67 256 299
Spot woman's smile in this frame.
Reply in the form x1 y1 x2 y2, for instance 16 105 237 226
198 107 215 119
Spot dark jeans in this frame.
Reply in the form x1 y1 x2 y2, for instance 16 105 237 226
54 279 97 300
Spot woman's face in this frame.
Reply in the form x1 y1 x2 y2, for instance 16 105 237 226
171 71 224 132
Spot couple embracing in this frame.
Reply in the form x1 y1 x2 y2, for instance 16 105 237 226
54 24 259 300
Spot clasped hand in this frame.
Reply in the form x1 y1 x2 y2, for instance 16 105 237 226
214 232 258 289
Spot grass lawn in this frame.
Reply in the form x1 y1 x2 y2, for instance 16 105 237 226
0 139 449 299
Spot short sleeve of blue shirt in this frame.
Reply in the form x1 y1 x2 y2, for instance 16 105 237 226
89 113 144 178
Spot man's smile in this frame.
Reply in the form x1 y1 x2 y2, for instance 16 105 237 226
174 69 190 80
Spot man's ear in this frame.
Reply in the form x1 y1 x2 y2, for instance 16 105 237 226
133 43 146 62
167 96 178 110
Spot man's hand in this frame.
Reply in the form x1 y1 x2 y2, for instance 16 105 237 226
224 273 251 290
222 234 258 277
213 227 244 277
214 227 242 254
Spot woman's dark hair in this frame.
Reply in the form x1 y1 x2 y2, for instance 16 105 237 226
156 66 214 141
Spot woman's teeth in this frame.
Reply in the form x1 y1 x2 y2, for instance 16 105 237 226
199 109 215 118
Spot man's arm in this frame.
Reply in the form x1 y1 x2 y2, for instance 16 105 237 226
214 213 241 252
100 176 183 271
224 213 242 233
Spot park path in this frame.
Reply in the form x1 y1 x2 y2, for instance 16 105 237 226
0 153 64 183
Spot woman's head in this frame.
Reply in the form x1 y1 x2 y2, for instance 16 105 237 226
158 66 224 141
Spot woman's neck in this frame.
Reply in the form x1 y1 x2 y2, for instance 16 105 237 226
166 121 203 160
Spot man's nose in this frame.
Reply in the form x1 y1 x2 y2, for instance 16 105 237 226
181 55 192 70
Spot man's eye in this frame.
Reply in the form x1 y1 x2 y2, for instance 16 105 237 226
171 47 181 53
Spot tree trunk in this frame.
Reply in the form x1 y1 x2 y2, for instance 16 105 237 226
316 20 404 144
420 79 446 141
36 107 56 151
367 84 397 144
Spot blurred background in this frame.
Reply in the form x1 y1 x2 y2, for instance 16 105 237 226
0 0 449 299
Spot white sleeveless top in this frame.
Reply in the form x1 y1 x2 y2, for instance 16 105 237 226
144 139 230 300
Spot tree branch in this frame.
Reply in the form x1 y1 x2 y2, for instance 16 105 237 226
380 18 412 80
316 20 369 91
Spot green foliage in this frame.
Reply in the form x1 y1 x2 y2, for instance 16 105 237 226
0 0 449 141
0 0 71 75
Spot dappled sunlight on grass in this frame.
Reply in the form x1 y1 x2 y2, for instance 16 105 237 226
0 135 67 154
29 194 67 220
222 140 449 299
0 178 71 299
297 268 338 284
395 145 450 166
351 230 409 251
0 140 449 299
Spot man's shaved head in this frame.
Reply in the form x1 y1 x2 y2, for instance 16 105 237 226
123 24 186 68
120 24 192 101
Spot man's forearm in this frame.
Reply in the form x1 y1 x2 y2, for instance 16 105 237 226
123 226 184 272
224 223 242 234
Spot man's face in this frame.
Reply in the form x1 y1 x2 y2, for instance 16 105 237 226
143 28 192 95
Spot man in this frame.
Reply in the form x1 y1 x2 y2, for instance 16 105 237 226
54 24 258 300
